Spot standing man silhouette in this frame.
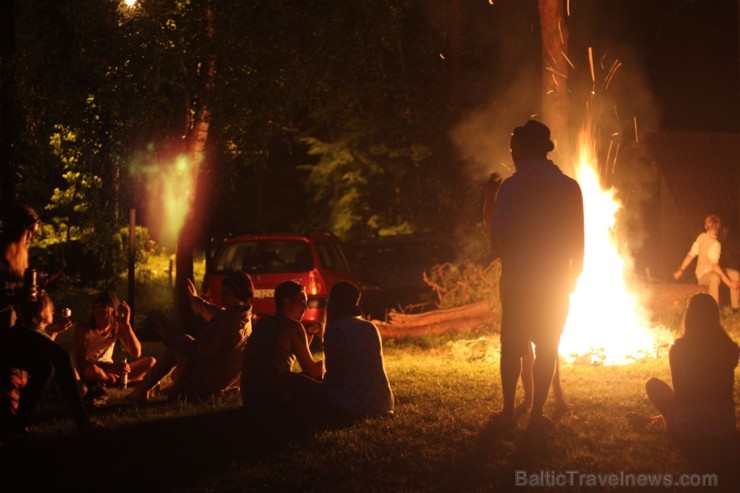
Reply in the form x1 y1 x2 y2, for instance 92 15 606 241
489 120 584 432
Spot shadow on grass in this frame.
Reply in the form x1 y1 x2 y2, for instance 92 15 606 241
439 413 527 492
0 406 324 493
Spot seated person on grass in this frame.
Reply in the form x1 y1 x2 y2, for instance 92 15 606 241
128 272 253 401
323 281 394 418
74 291 155 391
241 280 324 414
629 293 738 442
1 291 102 440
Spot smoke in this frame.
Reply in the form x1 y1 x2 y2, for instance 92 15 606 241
450 68 541 183
447 1 667 269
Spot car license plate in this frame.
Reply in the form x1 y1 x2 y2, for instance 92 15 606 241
253 288 274 299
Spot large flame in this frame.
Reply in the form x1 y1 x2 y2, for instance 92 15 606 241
559 127 660 365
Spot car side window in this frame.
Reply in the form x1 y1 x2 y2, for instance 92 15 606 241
316 242 349 273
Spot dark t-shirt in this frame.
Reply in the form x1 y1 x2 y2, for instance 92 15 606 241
240 314 300 409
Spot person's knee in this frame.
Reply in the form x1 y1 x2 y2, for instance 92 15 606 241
81 364 102 383
500 336 528 363
500 347 523 366
533 344 558 364
143 356 156 369
645 377 665 395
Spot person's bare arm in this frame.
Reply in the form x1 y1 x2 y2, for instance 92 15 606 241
187 278 222 321
674 254 695 280
289 324 323 379
710 263 740 289
117 301 142 358
45 318 73 341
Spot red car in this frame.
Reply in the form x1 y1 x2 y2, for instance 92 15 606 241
201 234 365 330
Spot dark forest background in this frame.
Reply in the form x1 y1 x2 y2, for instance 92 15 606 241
1 0 737 277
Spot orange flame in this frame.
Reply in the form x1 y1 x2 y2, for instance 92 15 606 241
559 126 666 365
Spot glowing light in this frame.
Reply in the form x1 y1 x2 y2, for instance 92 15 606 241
123 0 138 7
155 154 194 247
559 126 667 365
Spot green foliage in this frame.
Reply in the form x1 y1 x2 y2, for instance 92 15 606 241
45 124 104 239
9 0 465 272
425 259 501 310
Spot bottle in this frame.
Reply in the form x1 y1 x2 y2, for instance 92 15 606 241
23 268 38 302
121 356 128 389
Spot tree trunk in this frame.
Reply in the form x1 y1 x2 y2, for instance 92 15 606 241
538 0 571 171
174 0 216 329
0 0 17 207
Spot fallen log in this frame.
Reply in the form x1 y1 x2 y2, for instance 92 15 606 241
643 280 708 321
374 300 499 339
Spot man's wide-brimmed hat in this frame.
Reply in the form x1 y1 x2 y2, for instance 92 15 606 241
512 120 555 153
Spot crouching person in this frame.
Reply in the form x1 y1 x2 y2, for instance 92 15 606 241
128 272 252 401
241 281 324 415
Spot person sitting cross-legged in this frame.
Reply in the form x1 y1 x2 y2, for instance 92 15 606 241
74 291 155 393
629 293 738 442
127 272 252 402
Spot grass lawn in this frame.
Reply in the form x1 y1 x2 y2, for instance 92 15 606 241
1 321 738 493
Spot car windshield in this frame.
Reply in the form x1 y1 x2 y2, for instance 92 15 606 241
211 240 313 274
